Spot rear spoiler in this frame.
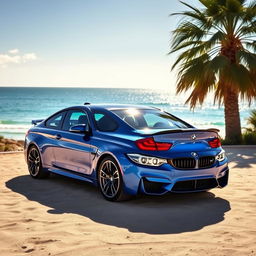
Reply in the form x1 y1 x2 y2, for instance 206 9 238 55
32 119 44 125
152 128 220 135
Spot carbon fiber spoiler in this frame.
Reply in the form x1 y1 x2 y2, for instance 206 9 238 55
32 119 44 125
152 128 220 135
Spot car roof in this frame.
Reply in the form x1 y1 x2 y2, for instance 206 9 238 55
66 104 158 112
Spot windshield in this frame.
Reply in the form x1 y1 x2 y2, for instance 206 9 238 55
111 109 191 130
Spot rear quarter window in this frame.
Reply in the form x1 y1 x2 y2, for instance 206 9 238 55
93 112 118 132
45 111 66 129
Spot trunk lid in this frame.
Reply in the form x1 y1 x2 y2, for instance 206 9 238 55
150 129 220 156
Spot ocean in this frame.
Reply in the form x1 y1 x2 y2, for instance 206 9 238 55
0 87 255 140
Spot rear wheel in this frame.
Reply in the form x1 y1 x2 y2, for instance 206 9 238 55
98 156 131 201
27 146 49 179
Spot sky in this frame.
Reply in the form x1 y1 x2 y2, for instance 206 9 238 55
0 0 199 89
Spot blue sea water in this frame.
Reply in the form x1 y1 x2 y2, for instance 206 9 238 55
0 87 255 140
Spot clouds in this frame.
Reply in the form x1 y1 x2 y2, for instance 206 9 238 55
8 49 19 54
23 53 37 61
0 49 37 67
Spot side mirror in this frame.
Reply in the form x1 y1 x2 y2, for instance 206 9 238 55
69 124 90 134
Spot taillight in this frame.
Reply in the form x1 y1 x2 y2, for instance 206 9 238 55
135 137 172 151
135 137 156 150
156 142 173 150
208 138 221 148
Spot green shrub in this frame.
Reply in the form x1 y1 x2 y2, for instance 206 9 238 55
221 138 234 145
221 134 243 145
242 131 256 145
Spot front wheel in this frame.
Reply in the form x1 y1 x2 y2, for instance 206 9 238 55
27 146 49 179
98 156 131 201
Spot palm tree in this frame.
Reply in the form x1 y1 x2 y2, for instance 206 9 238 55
170 0 256 144
247 109 256 131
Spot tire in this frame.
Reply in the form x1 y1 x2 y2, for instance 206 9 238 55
27 145 49 179
97 156 131 201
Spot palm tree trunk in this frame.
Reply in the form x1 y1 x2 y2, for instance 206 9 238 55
224 88 242 144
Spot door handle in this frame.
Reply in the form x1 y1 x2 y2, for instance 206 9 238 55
55 134 62 140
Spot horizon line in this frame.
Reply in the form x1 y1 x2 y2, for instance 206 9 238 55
0 85 172 90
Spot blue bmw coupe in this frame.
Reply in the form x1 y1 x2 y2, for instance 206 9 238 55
24 104 229 201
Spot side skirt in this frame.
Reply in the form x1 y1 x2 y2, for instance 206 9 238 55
49 167 97 185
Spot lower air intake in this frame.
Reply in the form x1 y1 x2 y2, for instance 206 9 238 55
142 178 165 194
172 178 218 192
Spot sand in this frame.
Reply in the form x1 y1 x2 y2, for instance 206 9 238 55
0 147 256 256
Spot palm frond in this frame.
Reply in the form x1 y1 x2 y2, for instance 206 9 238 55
226 0 243 13
237 50 256 69
247 109 256 130
170 0 256 108
245 42 256 52
222 63 254 92
210 55 229 72
237 21 256 36
171 22 206 49
242 1 256 21
171 10 209 27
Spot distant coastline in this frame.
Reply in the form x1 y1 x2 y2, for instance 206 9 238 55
0 87 255 140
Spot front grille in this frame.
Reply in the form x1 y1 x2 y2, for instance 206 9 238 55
171 158 196 169
172 178 218 192
170 156 215 169
199 156 215 168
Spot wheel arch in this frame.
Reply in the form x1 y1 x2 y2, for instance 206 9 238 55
95 152 123 179
26 142 42 162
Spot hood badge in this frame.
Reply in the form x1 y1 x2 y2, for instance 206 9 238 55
191 134 197 140
191 152 198 158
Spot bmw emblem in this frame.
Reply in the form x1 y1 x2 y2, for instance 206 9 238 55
191 152 198 158
191 134 197 140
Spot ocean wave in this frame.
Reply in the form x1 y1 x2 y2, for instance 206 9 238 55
0 131 26 134
0 120 30 125
193 121 225 126
141 102 171 106
0 124 31 130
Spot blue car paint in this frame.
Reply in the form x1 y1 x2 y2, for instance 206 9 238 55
24 104 229 196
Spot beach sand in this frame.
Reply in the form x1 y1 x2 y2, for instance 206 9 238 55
0 147 256 256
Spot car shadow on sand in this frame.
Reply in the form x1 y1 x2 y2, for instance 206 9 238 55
223 146 256 169
6 174 230 235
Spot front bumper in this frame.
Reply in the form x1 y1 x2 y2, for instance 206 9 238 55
141 168 229 194
117 154 229 195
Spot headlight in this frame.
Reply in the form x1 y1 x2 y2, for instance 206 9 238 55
216 151 226 162
127 153 167 167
